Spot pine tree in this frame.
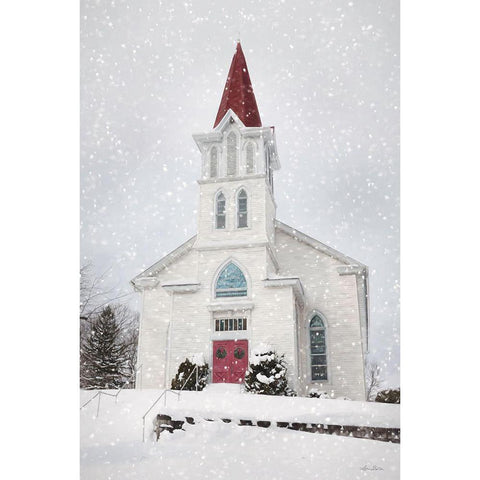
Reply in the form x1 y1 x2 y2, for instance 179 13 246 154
244 346 292 396
81 305 131 389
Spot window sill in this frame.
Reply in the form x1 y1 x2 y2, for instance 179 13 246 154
208 301 254 312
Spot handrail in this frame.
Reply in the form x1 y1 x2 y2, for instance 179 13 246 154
141 364 209 442
141 390 180 442
80 364 143 416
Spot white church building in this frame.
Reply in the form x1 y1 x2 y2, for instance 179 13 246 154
132 42 369 400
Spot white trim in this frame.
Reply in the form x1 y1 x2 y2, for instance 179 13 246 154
208 301 254 313
214 109 246 131
197 172 266 185
211 312 251 341
208 144 219 179
226 130 238 177
130 235 196 288
132 276 159 289
338 264 369 357
161 283 200 293
275 220 366 267
266 243 280 273
263 277 305 307
192 110 279 170
195 240 274 252
244 140 256 174
165 291 175 389
337 265 365 275
135 289 145 389
211 331 250 342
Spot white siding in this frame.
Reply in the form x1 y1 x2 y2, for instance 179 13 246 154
274 229 366 400
137 230 366 400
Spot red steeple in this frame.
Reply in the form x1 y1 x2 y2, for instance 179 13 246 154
214 42 262 128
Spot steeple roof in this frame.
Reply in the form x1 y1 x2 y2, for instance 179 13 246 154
214 42 262 128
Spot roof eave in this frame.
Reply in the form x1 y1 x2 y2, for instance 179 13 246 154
130 235 197 288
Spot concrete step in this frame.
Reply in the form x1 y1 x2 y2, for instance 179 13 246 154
153 412 400 443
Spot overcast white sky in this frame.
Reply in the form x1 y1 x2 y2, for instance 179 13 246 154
81 0 399 385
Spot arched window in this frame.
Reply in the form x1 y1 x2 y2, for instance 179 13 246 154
215 262 247 297
246 142 254 173
215 192 226 229
210 147 218 178
237 189 248 228
310 314 328 381
227 132 237 176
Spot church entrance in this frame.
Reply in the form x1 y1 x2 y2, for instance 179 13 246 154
212 340 248 383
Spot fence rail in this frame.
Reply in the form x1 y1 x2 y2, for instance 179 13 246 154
80 364 143 417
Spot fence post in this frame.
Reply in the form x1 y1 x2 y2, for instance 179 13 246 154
96 393 101 418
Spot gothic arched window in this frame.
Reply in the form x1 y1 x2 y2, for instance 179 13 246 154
215 192 226 229
246 142 254 173
227 132 237 176
210 147 218 178
215 262 247 298
237 189 248 228
310 314 328 381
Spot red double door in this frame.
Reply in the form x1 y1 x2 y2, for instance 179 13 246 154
212 340 249 383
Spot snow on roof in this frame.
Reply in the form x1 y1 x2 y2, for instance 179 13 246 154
130 235 196 289
274 220 367 268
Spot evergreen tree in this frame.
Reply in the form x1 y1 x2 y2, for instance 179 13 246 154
81 305 131 389
244 346 292 396
171 357 209 391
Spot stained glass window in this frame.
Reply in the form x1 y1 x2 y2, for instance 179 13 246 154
237 189 248 228
215 262 247 297
310 314 328 381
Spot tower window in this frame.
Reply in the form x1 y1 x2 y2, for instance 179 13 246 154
227 132 237 176
215 262 247 297
246 143 254 173
210 147 218 178
215 192 226 229
237 189 248 228
310 314 328 381
265 144 274 190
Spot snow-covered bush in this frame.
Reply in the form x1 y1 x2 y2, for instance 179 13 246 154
375 388 400 404
244 344 293 396
308 388 330 399
171 356 209 391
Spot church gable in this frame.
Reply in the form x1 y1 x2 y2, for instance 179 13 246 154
274 220 365 268
131 235 197 290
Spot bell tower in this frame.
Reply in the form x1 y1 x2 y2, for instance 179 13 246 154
193 42 280 251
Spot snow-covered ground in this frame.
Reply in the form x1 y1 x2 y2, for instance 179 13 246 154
80 387 400 479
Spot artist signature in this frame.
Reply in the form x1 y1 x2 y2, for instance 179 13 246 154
360 464 384 472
